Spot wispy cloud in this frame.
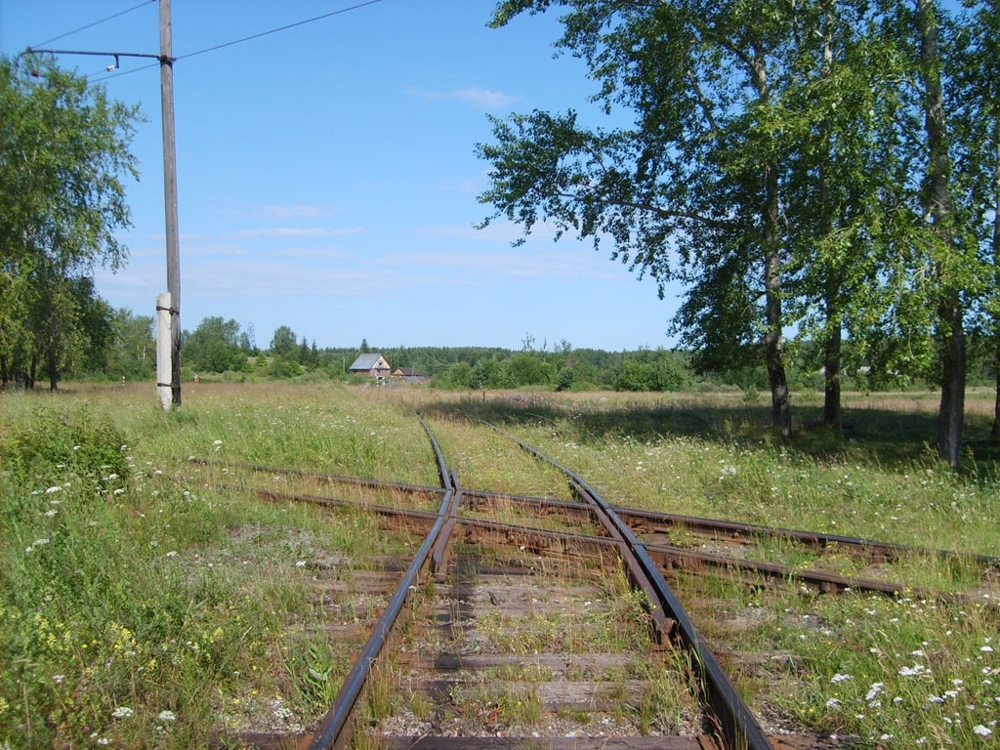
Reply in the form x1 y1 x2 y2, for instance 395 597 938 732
226 227 364 239
273 247 354 260
422 220 556 243
180 242 247 257
404 85 517 110
248 204 336 220
373 247 620 282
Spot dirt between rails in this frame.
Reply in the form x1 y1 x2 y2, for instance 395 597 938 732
369 540 810 746
211 527 850 750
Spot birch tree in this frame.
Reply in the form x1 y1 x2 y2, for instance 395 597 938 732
481 0 800 436
0 56 138 389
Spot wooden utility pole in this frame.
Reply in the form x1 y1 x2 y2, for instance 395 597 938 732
160 0 182 406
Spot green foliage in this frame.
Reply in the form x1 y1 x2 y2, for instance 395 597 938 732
436 361 477 389
270 325 297 358
506 352 555 387
0 405 130 493
479 0 1000 455
612 350 688 392
0 56 140 390
267 355 302 379
102 308 155 381
183 317 248 375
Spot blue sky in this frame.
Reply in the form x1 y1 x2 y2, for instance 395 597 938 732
1 1 680 352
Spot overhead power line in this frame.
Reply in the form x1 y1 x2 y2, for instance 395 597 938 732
33 0 156 48
87 0 384 83
175 0 384 61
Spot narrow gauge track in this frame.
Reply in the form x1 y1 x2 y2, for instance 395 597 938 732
210 418 775 750
208 461 1000 604
206 418 996 750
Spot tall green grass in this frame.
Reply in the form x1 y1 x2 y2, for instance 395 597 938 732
2 383 998 747
0 384 434 747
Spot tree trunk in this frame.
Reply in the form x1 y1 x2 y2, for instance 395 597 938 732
937 296 965 465
750 37 792 440
819 7 841 431
992 117 1000 440
763 117 791 437
47 345 59 391
917 0 964 467
764 232 791 438
824 316 842 430
993 338 1000 439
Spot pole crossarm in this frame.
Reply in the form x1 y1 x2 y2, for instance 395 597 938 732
17 47 168 64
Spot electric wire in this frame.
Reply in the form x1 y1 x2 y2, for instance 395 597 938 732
88 0 384 83
174 0 384 61
32 0 156 48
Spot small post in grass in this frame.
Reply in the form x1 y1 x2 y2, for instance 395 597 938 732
156 292 172 410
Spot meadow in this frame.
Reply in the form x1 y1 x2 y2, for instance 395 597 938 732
1 382 997 748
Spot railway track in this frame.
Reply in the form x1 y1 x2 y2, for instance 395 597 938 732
202 416 998 750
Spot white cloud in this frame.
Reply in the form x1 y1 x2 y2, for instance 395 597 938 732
403 85 517 110
225 227 363 239
421 220 556 243
180 242 247 257
248 204 335 220
273 247 354 260
373 246 621 282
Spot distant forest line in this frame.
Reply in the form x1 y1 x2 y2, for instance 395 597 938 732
19 309 1000 395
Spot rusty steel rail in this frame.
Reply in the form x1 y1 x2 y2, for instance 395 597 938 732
466 419 772 750
199 457 998 569
306 418 458 750
462 487 1000 568
246 484 995 607
215 453 996 605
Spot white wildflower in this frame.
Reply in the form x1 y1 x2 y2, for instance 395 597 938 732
112 706 134 719
831 673 853 684
973 725 992 737
158 710 177 722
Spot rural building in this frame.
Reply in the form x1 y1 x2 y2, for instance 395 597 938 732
348 353 391 378
392 367 428 383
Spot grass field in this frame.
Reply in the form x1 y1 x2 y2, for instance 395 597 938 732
1 382 998 748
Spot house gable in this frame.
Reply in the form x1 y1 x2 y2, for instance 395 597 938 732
348 353 391 375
